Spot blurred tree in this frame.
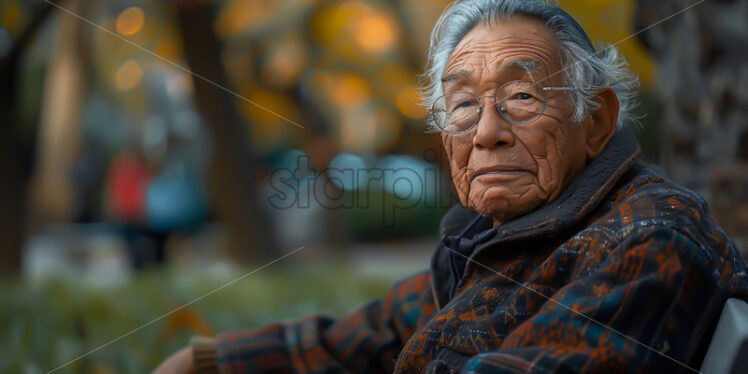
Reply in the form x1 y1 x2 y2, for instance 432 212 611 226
175 0 279 261
29 0 87 229
635 0 748 256
0 0 58 273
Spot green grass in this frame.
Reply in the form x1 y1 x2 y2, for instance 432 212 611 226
0 262 398 373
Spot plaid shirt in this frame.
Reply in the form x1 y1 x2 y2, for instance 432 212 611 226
211 129 748 373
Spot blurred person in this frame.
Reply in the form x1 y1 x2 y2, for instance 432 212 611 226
155 0 748 373
104 149 167 268
71 147 102 223
104 150 151 224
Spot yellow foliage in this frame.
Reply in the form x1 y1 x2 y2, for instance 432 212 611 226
560 0 654 87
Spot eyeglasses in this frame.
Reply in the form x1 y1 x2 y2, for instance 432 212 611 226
430 80 575 134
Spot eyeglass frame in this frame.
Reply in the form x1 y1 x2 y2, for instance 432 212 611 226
430 80 576 135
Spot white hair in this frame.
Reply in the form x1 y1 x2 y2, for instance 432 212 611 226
421 0 640 132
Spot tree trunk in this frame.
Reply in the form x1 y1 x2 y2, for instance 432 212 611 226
175 0 279 261
29 0 86 227
0 0 58 274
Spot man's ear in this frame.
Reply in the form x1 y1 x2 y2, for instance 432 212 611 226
584 87 618 160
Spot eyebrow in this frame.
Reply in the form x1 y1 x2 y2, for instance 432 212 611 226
440 58 544 84
441 70 470 83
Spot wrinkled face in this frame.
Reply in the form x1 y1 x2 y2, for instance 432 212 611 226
441 17 588 225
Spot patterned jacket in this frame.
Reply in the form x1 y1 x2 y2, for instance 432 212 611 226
204 128 748 373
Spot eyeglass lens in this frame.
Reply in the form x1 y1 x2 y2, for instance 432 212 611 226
433 81 548 133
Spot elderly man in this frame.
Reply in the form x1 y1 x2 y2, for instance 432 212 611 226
156 0 748 373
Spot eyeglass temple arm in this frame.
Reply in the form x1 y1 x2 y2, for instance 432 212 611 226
542 80 621 92
543 87 576 91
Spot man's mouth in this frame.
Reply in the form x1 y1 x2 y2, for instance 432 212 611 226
471 166 531 182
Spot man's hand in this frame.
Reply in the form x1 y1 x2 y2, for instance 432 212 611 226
153 346 194 374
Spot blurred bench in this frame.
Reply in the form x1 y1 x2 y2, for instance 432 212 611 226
701 298 748 374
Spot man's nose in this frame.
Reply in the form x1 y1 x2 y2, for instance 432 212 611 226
472 101 516 149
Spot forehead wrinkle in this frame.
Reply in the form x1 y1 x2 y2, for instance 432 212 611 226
504 59 541 74
446 51 555 88
444 36 560 84
447 31 559 63
450 44 557 70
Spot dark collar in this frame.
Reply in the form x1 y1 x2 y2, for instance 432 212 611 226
430 127 641 308
473 126 641 254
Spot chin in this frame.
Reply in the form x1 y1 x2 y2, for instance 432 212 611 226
476 205 520 224
468 188 543 224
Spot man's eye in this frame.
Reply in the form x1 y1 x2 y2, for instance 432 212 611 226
450 101 476 111
516 92 533 100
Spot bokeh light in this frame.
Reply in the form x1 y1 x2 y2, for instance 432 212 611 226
353 13 398 54
260 37 308 89
331 74 371 108
116 7 145 36
395 86 426 120
310 1 401 60
115 59 143 91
